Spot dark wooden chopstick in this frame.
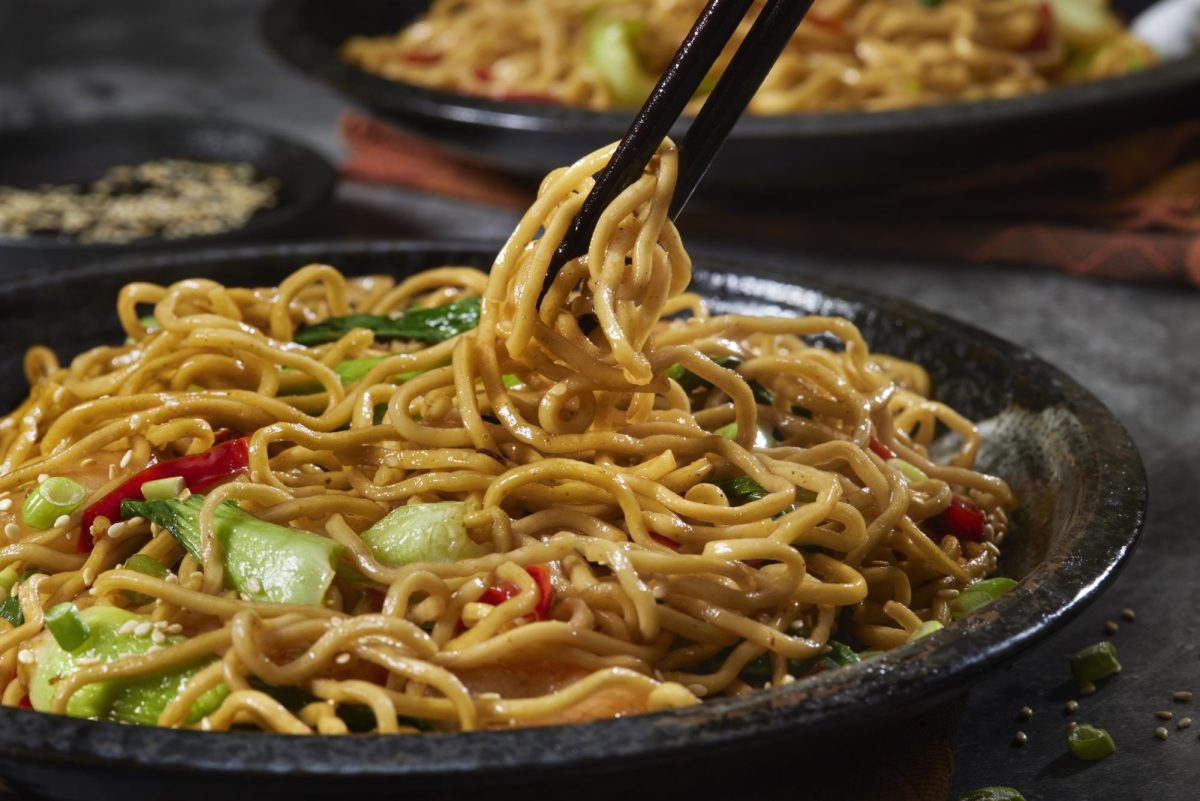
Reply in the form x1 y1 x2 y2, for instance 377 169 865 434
539 0 813 303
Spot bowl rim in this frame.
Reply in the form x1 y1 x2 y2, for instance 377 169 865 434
260 0 1200 142
0 114 338 254
0 240 1147 780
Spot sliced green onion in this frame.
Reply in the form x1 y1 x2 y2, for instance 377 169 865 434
1071 641 1121 684
501 373 523 389
887 458 928 484
22 477 85 530
0 596 22 627
0 566 17 598
140 477 186 501
44 603 90 652
951 577 1018 620
908 620 944 641
1068 723 1115 761
140 315 161 333
124 555 170 580
957 789 1026 801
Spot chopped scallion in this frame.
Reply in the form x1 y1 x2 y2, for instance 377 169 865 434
950 577 1017 620
908 620 944 641
140 476 186 500
1071 641 1121 685
0 566 17 598
1068 723 1115 761
21 477 85 530
44 603 90 651
124 554 170 580
0 596 22 627
887 457 928 484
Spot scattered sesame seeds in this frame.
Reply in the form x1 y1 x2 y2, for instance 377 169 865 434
107 464 118 480
334 653 351 665
687 684 708 697
1157 710 1174 720
1018 706 1033 720
650 582 667 600
3 523 19 541
153 620 168 630
164 574 179 584
119 450 133 469
145 645 162 654
1121 608 1136 622
151 630 166 644
1104 621 1119 635
200 718 212 731
106 522 126 539
0 499 12 512
166 623 183 634
74 656 100 666
1066 721 1079 733
1156 727 1170 741
118 620 138 636
80 457 95 467
133 622 152 637
238 593 251 602
52 514 70 529
1065 700 1079 714
1175 691 1193 702
16 650 34 664
1079 682 1097 697
244 577 262 594
1179 718 1192 730
1012 731 1028 746
781 674 796 685
36 474 48 484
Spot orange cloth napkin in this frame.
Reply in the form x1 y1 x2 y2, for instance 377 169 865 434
340 112 1200 285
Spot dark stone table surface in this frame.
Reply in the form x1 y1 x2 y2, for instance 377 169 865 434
1 1 1198 798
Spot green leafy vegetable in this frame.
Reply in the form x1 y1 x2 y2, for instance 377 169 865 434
1071 641 1121 685
360 502 484 567
584 17 656 106
950 577 1017 620
293 296 482 346
1068 723 1115 761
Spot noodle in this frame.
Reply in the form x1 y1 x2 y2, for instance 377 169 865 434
341 0 1155 113
0 139 1013 734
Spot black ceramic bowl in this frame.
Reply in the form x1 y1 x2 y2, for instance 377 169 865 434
261 0 1200 194
0 241 1145 801
0 116 337 274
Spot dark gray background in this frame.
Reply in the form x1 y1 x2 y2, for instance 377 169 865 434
1 1 1198 799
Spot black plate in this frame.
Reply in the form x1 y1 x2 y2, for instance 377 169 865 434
261 0 1200 194
0 241 1146 801
0 116 338 273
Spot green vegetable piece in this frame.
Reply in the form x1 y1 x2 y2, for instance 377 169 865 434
887 458 928 484
950 577 1018 620
501 373 523 389
0 596 23 627
1071 641 1121 685
22 476 85 530
957 788 1026 801
0 566 18 598
1047 0 1119 51
28 606 227 725
140 476 186 500
908 620 944 641
360 502 484 567
1068 723 1115 761
121 495 342 606
44 603 90 651
714 421 776 449
140 315 161 333
823 640 861 667
714 475 816 508
585 17 656 107
293 296 482 347
122 554 172 606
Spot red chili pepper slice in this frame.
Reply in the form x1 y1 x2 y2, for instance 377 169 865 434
1022 1 1056 51
929 495 987 542
479 565 554 620
17 695 30 709
869 438 897 460
79 437 250 552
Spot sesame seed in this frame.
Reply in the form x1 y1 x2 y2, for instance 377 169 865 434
334 653 351 665
4 523 19 540
0 499 12 512
1012 731 1027 746
119 450 133 469
153 620 168 630
74 656 100 666
164 574 179 584
1121 608 1136 622
1017 706 1033 720
166 623 183 634
1155 727 1169 741
244 577 262 594
687 684 708 697
650 583 666 600
107 464 117 480
1066 721 1079 733
1179 718 1193 730
238 593 251 601
1175 691 1193 702
106 522 125 539
36 474 48 484
151 630 165 644
1065 700 1079 714
1157 710 1174 720
781 674 796 684
145 645 162 653
53 514 70 529
133 622 152 637
16 650 34 664
1104 621 1119 635
118 620 138 635
80 458 95 467
1079 682 1097 696
200 718 212 731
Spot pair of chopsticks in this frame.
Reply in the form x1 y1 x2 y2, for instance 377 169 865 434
541 0 815 300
